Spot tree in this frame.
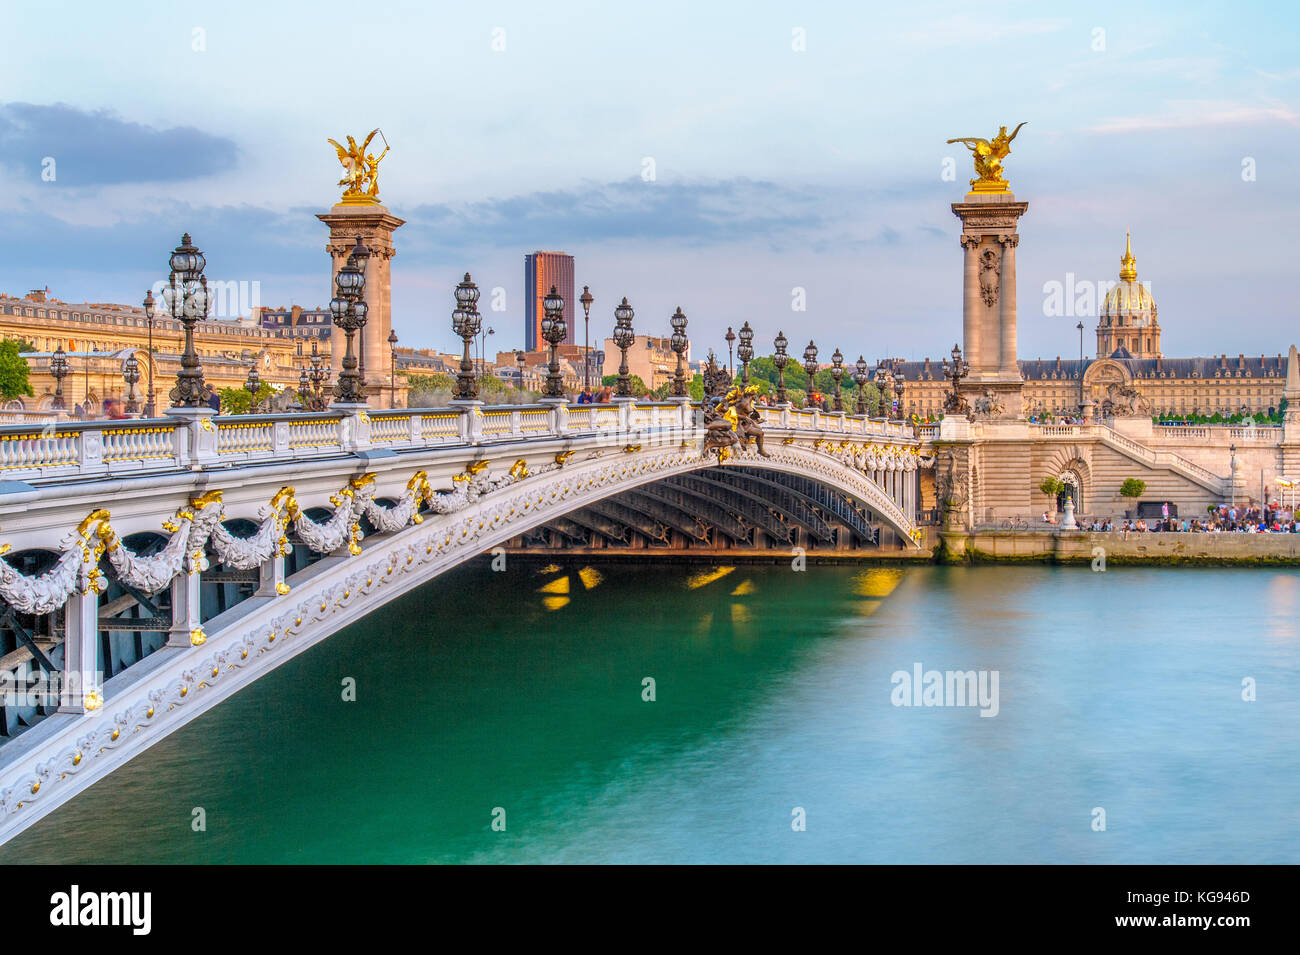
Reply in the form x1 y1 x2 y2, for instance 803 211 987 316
0 339 34 402
602 373 647 397
218 382 275 415
1039 476 1066 499
1119 478 1147 499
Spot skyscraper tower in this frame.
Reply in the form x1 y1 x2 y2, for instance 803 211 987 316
524 251 575 350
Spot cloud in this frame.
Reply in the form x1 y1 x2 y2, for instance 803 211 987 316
404 177 828 254
0 102 239 185
1089 100 1300 134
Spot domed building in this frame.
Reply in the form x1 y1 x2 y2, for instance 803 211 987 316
1096 232 1160 359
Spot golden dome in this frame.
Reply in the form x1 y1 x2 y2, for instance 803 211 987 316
1100 232 1156 326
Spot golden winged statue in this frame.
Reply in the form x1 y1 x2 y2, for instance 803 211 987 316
947 122 1026 193
327 129 390 203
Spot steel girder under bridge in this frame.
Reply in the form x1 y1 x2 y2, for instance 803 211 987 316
534 466 882 549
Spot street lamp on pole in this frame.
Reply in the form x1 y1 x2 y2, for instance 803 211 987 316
515 349 526 392
612 298 636 398
579 285 593 389
122 354 141 415
244 363 261 413
669 307 689 398
830 348 845 412
50 345 68 412
737 321 754 387
142 289 156 416
1077 320 1085 408
725 326 736 375
802 341 819 407
329 237 371 405
451 272 482 401
161 233 213 409
772 331 789 406
853 356 869 415
541 286 568 400
387 328 398 409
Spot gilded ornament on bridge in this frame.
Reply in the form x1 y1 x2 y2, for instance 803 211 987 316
946 122 1026 193
328 129 390 205
700 351 769 462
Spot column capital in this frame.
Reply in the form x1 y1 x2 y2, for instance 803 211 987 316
959 234 982 250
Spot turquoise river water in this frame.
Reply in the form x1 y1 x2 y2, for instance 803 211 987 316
2 562 1297 864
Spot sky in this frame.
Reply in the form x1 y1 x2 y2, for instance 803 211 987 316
1 0 1298 363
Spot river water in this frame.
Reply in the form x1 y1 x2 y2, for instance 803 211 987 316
3 561 1297 864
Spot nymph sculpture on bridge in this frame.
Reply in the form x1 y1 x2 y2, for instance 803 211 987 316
700 352 768 462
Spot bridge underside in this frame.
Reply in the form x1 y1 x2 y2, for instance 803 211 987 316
518 466 901 553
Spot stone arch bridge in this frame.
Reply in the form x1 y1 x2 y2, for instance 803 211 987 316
0 399 929 842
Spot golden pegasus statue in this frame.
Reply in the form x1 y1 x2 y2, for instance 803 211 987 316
947 122 1026 192
328 128 390 203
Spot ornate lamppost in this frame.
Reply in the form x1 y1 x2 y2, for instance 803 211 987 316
309 338 330 410
330 237 370 405
244 363 262 413
829 348 845 412
579 285 594 389
873 364 891 418
122 354 141 415
142 289 157 416
612 297 636 398
298 366 312 407
724 326 736 375
737 321 754 386
773 330 789 406
452 272 483 400
802 341 819 407
541 285 567 400
515 349 526 392
161 233 213 409
50 345 69 411
853 356 869 414
669 306 689 399
893 370 906 421
451 272 481 401
387 328 398 409
941 343 969 414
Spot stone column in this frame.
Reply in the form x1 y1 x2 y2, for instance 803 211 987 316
951 192 1029 418
961 235 981 370
998 235 1019 376
317 203 406 410
168 565 204 648
57 588 99 714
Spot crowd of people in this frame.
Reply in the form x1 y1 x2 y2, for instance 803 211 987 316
1074 503 1300 534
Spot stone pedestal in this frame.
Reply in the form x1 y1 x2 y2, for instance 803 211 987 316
317 202 406 410
952 191 1029 419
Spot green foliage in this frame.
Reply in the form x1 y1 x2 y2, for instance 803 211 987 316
12 339 36 353
601 373 648 397
1039 476 1066 498
1119 477 1147 499
0 339 34 401
218 382 276 415
688 373 704 401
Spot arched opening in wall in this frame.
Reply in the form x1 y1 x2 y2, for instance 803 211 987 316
0 548 63 740
202 519 261 621
100 531 173 675
1058 469 1083 515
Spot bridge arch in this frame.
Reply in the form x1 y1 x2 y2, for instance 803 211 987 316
0 435 922 839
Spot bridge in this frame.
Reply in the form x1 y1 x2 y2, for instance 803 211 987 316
0 399 929 842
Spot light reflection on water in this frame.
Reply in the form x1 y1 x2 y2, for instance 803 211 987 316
2 562 1296 864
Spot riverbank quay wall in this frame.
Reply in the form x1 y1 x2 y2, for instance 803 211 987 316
938 528 1300 565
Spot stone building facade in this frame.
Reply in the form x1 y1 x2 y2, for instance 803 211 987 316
887 235 1287 422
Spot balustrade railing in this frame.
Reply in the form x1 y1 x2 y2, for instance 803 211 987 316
0 400 924 484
